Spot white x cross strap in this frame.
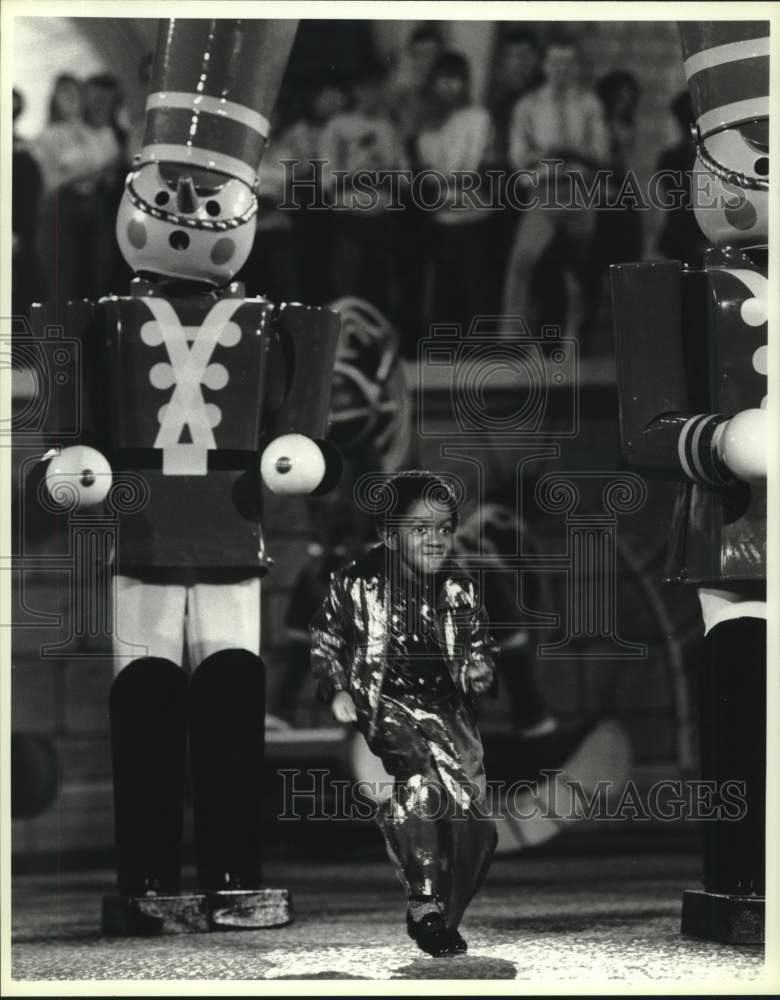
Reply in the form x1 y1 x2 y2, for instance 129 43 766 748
141 296 245 475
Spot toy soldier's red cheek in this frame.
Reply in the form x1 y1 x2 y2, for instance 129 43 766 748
210 238 235 265
724 200 758 231
127 220 147 249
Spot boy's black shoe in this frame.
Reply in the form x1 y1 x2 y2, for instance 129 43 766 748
408 912 460 957
406 912 467 953
451 929 468 953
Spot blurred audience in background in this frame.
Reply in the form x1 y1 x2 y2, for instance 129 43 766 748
589 70 643 329
390 25 444 354
502 37 610 341
125 51 154 163
486 29 545 295
389 24 444 143
488 28 545 170
656 90 710 267
239 109 303 304
321 63 406 312
416 50 496 333
12 88 43 319
284 77 349 304
33 72 126 307
14 28 702 354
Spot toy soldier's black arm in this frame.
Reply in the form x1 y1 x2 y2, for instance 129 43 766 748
611 260 733 487
265 303 342 441
30 300 102 449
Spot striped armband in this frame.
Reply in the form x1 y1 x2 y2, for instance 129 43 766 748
677 414 733 486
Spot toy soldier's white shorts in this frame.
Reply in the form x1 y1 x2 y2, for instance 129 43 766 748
111 574 261 671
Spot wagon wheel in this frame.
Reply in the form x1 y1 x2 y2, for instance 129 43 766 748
327 297 412 472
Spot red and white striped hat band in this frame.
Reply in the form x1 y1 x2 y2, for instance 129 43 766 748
679 22 769 138
141 92 270 188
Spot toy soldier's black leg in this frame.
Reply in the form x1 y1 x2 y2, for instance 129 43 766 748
189 648 291 928
702 618 766 896
102 657 208 934
682 618 765 943
111 657 188 896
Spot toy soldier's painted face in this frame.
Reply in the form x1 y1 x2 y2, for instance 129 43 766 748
116 161 258 286
693 119 769 247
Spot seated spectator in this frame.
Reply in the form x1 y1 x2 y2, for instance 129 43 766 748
507 38 608 173
502 37 609 341
320 63 405 313
488 28 544 169
389 24 444 145
416 51 495 332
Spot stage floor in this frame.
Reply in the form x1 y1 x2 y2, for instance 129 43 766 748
10 854 767 986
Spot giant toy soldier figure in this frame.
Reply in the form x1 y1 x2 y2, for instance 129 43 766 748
35 18 341 934
611 21 768 943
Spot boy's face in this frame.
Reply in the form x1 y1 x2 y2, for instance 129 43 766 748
387 499 456 576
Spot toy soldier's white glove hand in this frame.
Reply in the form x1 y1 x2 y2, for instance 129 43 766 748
261 433 333 495
716 408 767 482
44 445 113 510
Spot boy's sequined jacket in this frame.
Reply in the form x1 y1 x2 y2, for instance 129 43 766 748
310 544 496 737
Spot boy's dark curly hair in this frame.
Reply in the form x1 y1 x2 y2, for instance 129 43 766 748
373 471 461 531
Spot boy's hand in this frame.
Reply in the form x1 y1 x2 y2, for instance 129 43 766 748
466 658 493 694
331 690 358 723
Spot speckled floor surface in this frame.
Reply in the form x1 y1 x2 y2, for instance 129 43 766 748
10 854 770 987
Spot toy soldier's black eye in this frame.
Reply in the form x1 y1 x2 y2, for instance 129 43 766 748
754 157 769 176
205 200 221 216
155 191 170 206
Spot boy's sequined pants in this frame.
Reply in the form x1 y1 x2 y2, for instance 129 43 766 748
363 691 497 930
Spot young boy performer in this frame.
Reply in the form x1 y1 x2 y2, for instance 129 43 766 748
311 472 498 956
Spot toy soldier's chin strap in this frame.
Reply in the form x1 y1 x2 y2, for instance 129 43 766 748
692 124 770 192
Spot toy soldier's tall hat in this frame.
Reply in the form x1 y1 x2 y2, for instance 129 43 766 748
679 21 769 140
140 18 297 187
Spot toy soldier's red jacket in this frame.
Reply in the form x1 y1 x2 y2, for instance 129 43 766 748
33 278 340 573
611 247 766 585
